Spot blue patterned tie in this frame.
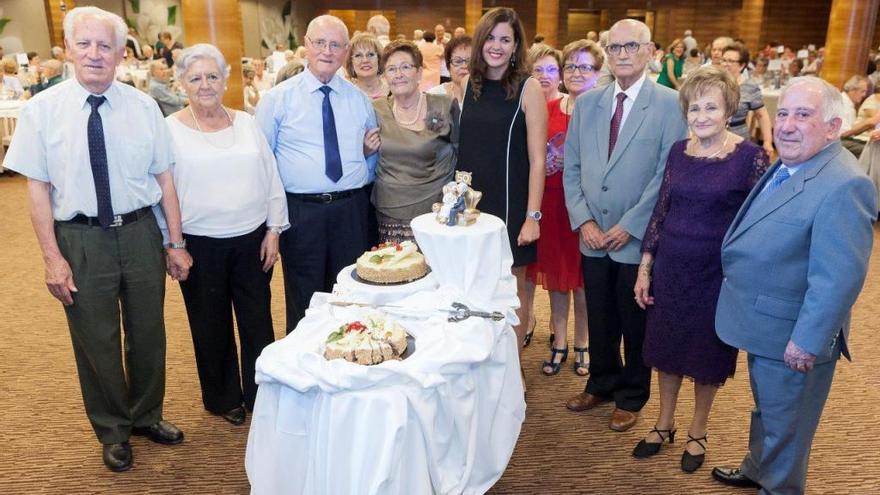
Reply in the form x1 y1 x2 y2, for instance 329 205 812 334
761 166 791 198
87 95 114 229
319 86 343 182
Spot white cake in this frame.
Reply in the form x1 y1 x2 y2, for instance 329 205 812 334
355 240 428 284
324 314 409 365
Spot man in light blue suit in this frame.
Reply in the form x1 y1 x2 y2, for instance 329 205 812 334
562 19 687 431
712 76 876 494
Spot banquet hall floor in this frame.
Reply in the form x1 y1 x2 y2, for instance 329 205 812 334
1 173 878 494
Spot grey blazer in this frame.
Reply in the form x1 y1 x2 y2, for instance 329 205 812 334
562 78 687 264
715 142 877 363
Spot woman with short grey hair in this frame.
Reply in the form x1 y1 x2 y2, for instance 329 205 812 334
166 43 289 425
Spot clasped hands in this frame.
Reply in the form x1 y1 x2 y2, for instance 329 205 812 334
579 221 631 252
165 248 193 281
783 340 816 373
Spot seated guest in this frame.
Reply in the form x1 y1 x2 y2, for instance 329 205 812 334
251 58 272 93
149 59 187 116
750 57 769 86
788 58 803 78
418 31 444 91
526 39 603 375
840 75 878 157
159 32 183 68
683 48 702 76
30 60 64 95
242 65 260 115
166 44 288 425
371 40 457 242
0 59 25 98
346 33 388 100
528 44 562 102
141 44 155 61
427 35 472 109
656 39 685 89
721 43 774 157
125 27 143 59
633 66 769 471
274 60 305 84
24 52 41 88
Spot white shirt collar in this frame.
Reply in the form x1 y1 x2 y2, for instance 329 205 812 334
72 78 120 110
613 71 647 102
303 67 343 94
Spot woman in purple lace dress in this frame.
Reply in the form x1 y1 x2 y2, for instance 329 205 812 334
631 66 770 472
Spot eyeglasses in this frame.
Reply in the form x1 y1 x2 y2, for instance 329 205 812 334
385 63 417 75
720 58 742 65
352 52 377 61
307 36 347 53
450 57 470 67
563 63 596 74
606 42 648 55
532 65 560 76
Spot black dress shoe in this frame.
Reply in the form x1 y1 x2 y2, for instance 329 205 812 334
711 467 761 488
132 419 184 445
102 442 132 472
220 406 247 426
681 434 707 473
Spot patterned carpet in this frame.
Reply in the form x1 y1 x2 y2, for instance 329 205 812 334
0 173 877 494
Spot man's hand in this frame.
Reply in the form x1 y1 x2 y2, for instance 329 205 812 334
517 218 540 246
45 255 77 306
363 127 380 157
783 340 816 373
166 248 193 281
260 231 280 273
869 129 880 143
605 224 632 251
578 221 606 250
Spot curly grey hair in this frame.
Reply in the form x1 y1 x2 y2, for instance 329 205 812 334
174 43 231 80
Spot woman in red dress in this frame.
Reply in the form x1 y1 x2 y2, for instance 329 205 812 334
526 40 604 375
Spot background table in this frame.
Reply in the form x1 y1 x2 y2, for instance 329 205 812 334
0 99 24 171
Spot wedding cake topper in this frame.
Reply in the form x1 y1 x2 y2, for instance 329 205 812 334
432 171 482 226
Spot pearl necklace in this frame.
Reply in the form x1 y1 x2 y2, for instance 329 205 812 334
393 93 424 126
189 105 235 149
689 132 730 159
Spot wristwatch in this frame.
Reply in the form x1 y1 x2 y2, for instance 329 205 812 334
526 210 543 222
164 239 187 249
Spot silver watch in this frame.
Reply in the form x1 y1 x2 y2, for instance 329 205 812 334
164 239 187 249
527 210 542 221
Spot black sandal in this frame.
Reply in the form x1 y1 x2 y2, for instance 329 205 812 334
632 425 676 458
523 317 537 347
573 346 589 376
541 346 569 376
681 434 707 473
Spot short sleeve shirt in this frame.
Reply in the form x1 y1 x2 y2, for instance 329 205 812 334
3 79 172 220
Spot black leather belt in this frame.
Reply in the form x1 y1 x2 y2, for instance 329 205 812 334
729 118 747 127
287 188 360 204
66 206 152 228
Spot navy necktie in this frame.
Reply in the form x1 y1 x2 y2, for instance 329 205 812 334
319 86 343 182
86 95 114 229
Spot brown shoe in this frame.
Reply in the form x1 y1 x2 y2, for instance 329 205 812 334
610 408 639 431
565 392 609 412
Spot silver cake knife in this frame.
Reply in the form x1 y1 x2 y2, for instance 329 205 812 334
329 300 505 322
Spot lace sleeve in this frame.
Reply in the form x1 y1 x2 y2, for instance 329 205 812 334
748 146 772 189
641 145 677 255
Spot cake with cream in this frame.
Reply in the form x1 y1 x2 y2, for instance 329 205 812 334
355 240 428 284
323 313 408 365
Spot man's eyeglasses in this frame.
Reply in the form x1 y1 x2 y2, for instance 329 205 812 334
450 57 470 67
352 52 378 61
721 58 742 65
385 63 417 75
532 65 560 76
606 42 648 55
307 36 347 53
563 63 596 74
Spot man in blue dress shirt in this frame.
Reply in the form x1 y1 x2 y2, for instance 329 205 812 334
256 15 379 333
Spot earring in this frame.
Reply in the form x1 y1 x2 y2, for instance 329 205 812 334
510 57 515 67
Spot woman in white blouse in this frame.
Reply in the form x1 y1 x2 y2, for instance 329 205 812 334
167 44 289 426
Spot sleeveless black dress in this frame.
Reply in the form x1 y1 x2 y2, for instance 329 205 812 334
458 78 536 267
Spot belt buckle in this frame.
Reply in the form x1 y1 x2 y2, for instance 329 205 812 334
109 215 124 227
320 192 333 204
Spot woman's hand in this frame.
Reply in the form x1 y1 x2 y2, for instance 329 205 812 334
260 230 280 272
633 269 654 309
363 127 380 157
517 218 540 246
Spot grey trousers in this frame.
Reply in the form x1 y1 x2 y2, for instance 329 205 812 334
55 212 167 444
740 348 839 495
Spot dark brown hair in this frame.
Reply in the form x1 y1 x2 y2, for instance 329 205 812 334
380 40 424 72
723 42 750 68
469 7 528 100
444 35 472 67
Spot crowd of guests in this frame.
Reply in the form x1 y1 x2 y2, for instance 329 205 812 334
4 6 879 495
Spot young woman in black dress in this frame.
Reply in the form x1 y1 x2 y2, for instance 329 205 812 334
457 7 547 382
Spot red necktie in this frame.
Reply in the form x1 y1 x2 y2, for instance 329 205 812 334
608 92 627 160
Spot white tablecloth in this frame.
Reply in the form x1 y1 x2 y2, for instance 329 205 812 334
0 100 24 170
762 88 781 120
246 213 525 494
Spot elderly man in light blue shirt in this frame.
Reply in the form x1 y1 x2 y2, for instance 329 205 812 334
256 14 379 333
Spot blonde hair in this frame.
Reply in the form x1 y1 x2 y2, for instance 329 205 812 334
346 33 384 78
527 43 562 71
678 65 740 119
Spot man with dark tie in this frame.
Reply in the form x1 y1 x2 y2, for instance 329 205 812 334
256 15 379 333
3 6 192 472
562 19 687 432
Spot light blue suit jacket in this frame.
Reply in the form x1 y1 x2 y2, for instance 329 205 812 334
562 78 687 264
715 142 877 363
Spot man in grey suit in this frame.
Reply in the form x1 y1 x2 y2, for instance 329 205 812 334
712 76 876 494
562 19 687 431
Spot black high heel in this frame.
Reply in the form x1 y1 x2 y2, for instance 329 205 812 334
523 317 537 347
632 425 676 458
541 346 569 376
681 434 707 473
573 346 589 376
